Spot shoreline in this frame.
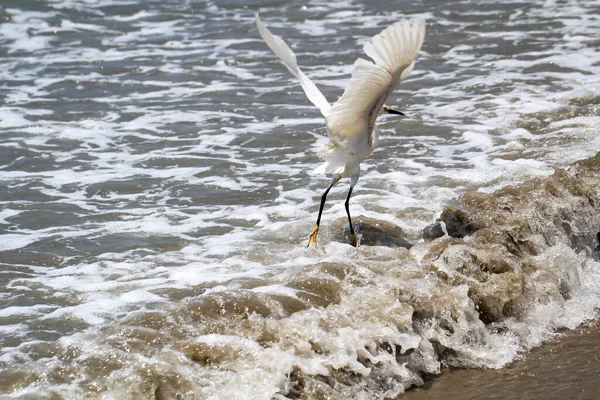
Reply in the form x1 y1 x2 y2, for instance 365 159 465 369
401 319 600 400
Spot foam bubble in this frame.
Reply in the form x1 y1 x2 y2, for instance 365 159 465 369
1 0 600 397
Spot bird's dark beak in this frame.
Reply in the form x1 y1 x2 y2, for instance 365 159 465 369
385 107 405 116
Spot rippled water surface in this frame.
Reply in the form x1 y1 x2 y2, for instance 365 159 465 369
1 0 600 398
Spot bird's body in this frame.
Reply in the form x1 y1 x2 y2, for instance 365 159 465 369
256 15 425 246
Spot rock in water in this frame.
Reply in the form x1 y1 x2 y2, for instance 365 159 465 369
334 216 413 248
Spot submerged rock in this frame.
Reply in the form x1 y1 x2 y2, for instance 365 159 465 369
421 206 482 240
438 205 483 238
332 216 413 248
421 222 444 240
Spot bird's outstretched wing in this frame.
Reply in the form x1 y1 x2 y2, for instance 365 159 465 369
363 19 425 80
326 19 425 141
256 15 332 118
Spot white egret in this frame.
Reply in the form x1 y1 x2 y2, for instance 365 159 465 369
256 15 425 247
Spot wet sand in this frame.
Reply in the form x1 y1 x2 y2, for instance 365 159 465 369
402 320 600 400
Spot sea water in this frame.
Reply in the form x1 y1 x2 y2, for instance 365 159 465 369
1 0 599 398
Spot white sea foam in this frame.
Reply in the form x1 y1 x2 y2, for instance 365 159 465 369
1 0 600 398
0 234 38 251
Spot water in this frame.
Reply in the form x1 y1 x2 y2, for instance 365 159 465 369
403 320 600 400
1 0 599 398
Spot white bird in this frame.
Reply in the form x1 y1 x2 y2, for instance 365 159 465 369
256 15 425 247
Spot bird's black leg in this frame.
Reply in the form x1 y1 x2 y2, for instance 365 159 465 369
307 177 338 247
345 185 357 247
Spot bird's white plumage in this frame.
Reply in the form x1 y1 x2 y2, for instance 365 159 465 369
256 14 425 247
255 15 331 117
327 19 425 150
325 58 391 146
256 15 425 180
363 19 425 77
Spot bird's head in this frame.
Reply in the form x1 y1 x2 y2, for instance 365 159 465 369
383 105 405 116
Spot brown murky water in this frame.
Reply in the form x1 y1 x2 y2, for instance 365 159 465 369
403 320 600 400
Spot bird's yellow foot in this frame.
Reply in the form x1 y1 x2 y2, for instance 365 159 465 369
307 225 319 247
349 234 358 247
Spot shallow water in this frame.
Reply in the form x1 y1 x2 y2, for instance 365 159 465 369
403 321 600 400
1 0 600 398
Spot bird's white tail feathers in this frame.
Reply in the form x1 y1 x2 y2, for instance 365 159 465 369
313 140 348 176
255 15 331 117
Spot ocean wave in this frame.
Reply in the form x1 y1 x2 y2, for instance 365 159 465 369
3 152 600 398
1 0 600 398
